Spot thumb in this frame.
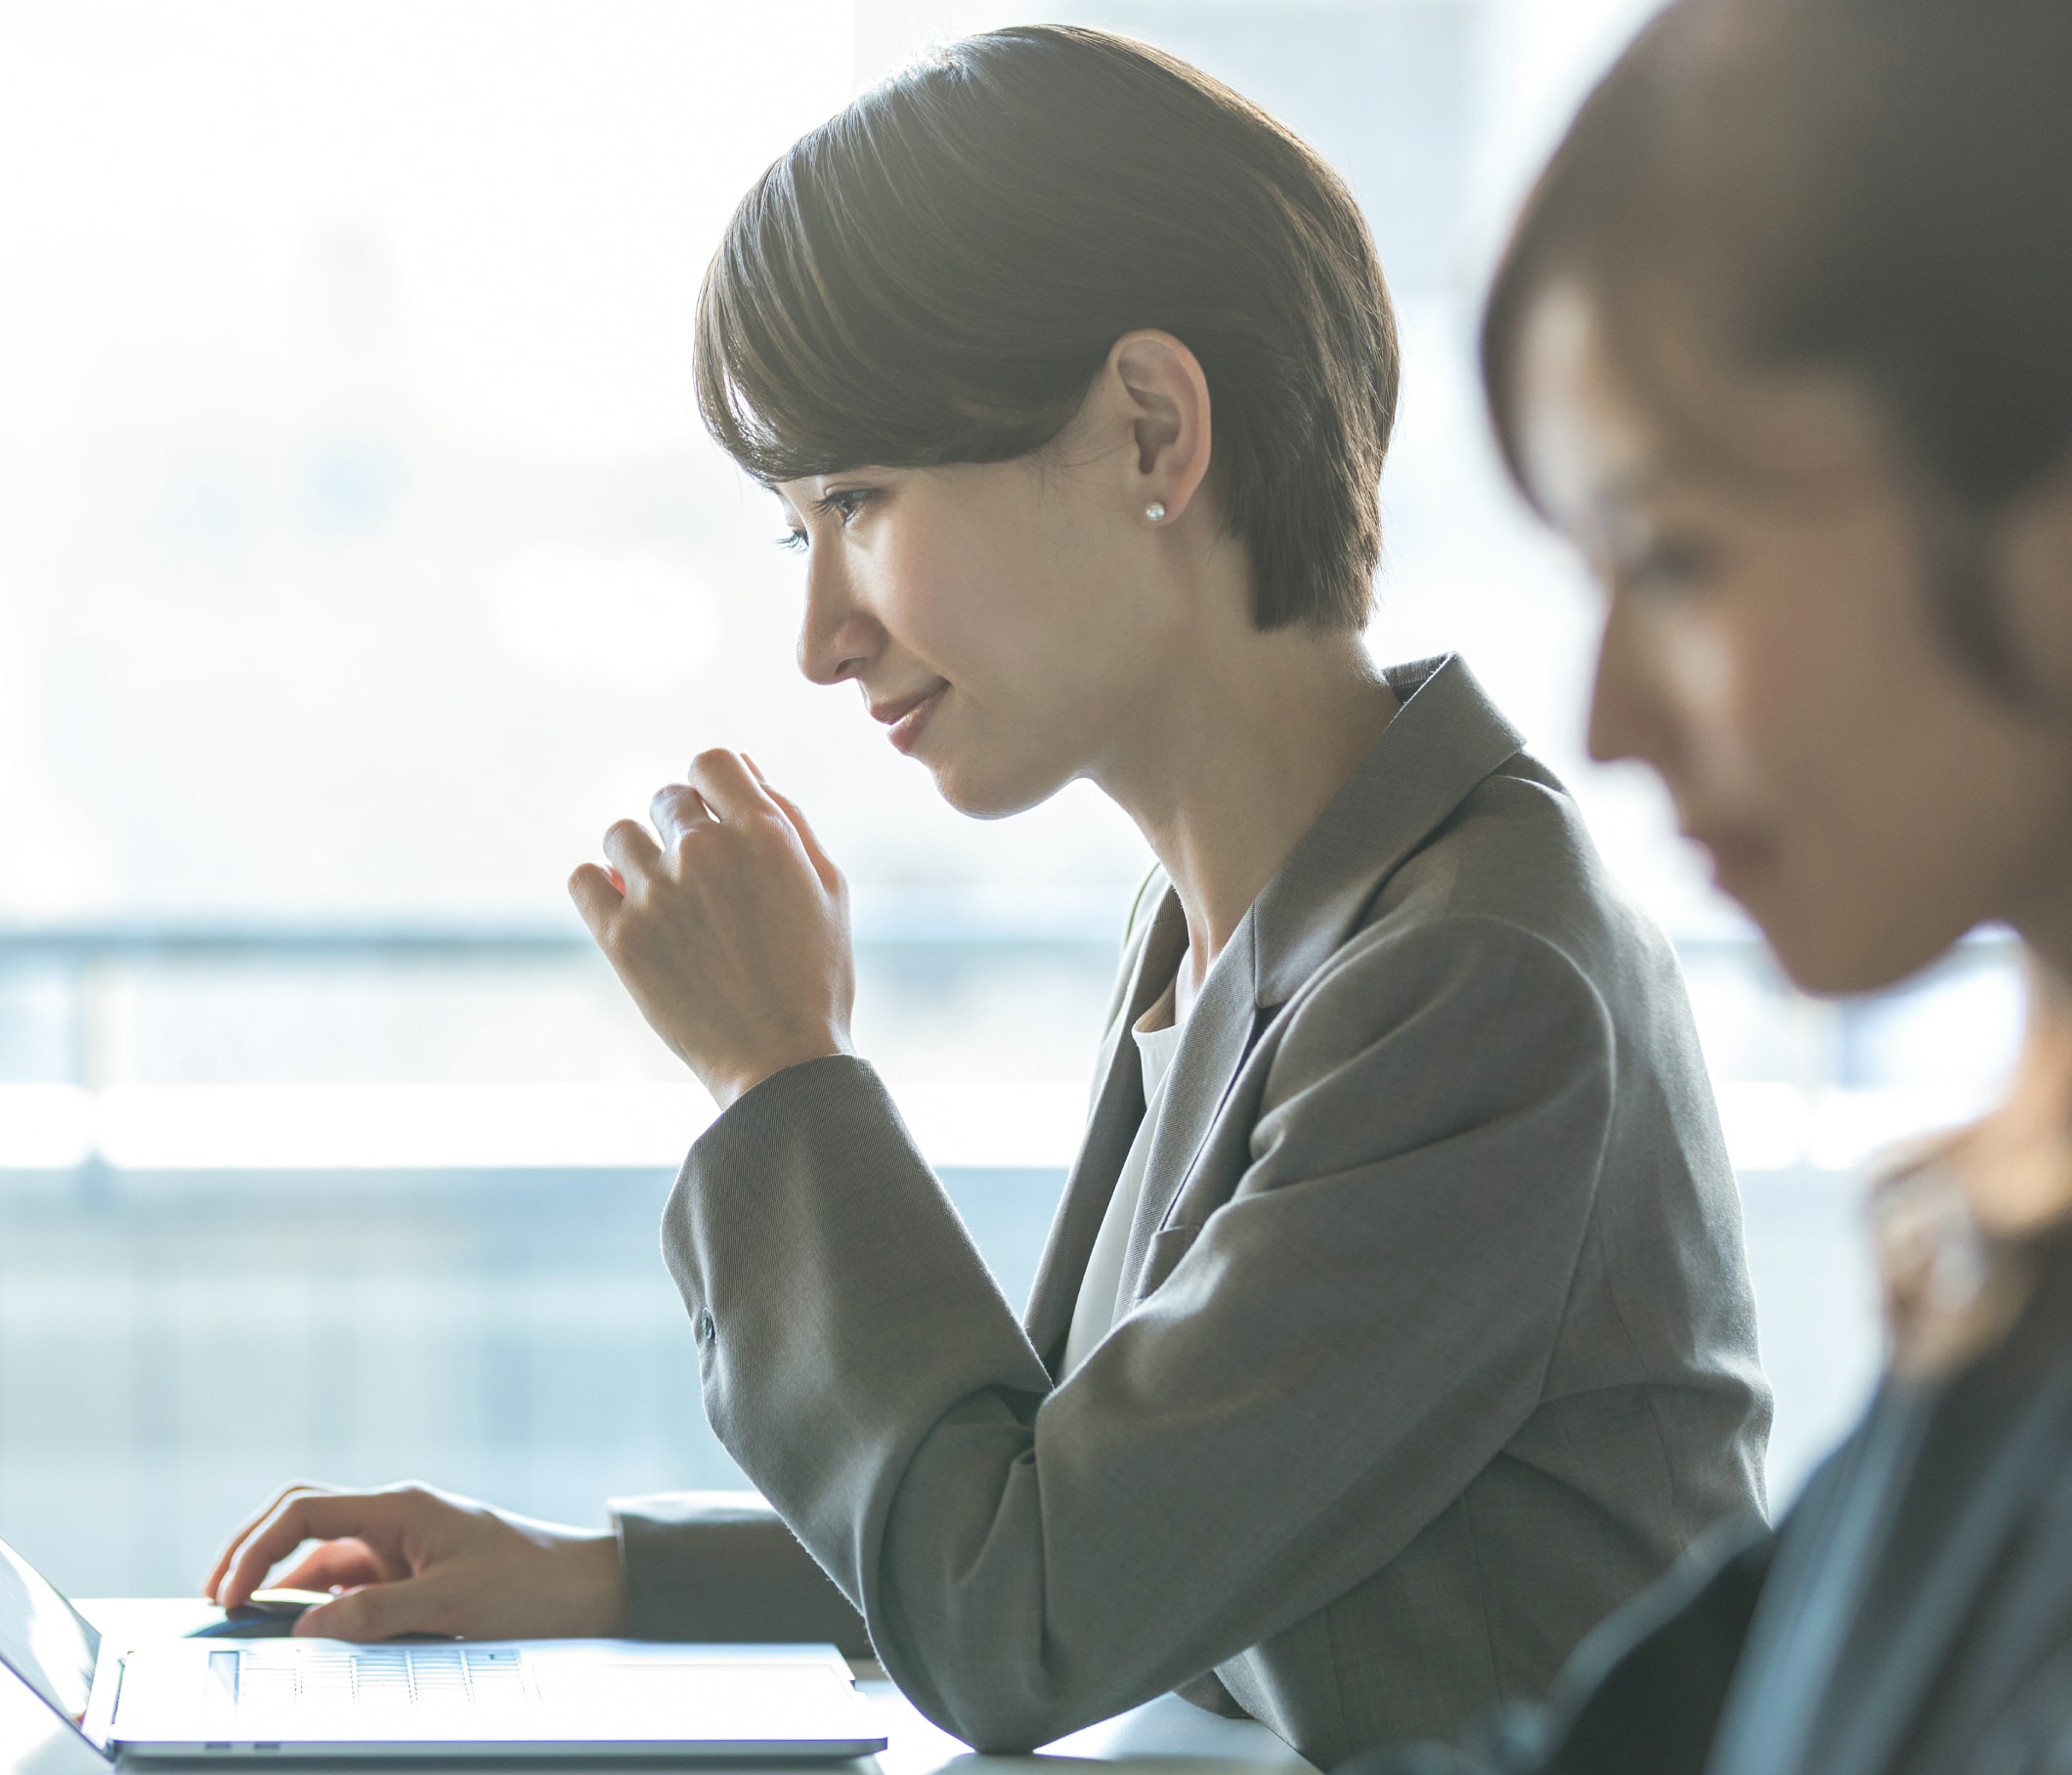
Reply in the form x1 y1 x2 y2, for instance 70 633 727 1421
294 1579 445 1643
759 784 843 897
745 755 842 899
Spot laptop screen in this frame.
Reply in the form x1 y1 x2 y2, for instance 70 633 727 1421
0 1535 102 1732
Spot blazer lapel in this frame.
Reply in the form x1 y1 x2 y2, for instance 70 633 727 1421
1906 1381 2072 1767
1252 654 1527 1010
1110 655 1531 1302
1117 915 1265 1293
1825 1356 2072 1775
1046 654 1535 1336
1022 890 1188 1368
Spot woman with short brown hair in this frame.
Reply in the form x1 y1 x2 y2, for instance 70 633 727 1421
204 28 1766 1760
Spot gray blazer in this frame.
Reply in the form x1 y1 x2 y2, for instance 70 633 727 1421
1341 1226 2072 1775
612 654 1770 1764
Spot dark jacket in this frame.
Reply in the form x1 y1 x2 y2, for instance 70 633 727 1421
1340 1226 2072 1775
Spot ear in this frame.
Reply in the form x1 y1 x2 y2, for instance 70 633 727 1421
1997 454 2072 705
1096 329 1214 526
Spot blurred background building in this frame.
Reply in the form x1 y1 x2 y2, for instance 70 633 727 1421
0 0 2023 1596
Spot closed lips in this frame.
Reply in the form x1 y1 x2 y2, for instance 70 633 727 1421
870 686 943 725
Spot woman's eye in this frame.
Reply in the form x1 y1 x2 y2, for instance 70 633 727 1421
775 488 876 553
816 488 873 525
1623 533 1722 598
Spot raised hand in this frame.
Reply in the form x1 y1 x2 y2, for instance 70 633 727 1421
569 751 855 1108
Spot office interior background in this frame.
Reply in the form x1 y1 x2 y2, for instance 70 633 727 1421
0 0 2024 1596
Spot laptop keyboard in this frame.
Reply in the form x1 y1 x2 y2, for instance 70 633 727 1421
212 1644 532 1723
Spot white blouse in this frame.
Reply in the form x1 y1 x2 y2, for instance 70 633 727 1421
1059 968 1191 1377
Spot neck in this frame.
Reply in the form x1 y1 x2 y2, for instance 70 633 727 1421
1092 617 1398 995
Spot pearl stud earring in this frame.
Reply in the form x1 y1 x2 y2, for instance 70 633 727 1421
1144 501 1167 523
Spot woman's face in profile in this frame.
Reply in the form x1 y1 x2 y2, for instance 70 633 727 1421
1514 281 2072 994
772 438 1193 820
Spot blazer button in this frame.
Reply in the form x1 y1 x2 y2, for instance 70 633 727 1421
698 1308 716 1345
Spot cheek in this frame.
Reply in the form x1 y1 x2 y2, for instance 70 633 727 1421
876 498 1056 664
1709 529 2028 986
1691 522 1903 824
1715 583 1854 792
1612 593 1791 802
1751 528 1955 829
1657 609 1746 746
866 518 1005 668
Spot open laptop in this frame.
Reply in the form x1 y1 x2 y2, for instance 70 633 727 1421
1 1534 887 1761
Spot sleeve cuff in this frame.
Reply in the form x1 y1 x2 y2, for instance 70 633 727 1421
611 1490 874 1658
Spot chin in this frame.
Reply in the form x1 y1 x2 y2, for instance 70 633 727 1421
925 753 1073 822
1756 905 1967 999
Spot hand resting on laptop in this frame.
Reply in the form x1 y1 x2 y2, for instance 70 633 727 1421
204 1481 625 1642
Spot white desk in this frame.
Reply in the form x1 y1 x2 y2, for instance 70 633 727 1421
0 1601 1317 1775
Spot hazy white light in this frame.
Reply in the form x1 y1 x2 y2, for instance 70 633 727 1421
887 1081 1090 1170
93 1083 712 1171
1 1081 1999 1178
1806 1085 1997 1175
494 549 717 685
0 1085 95 1168
74 1080 1087 1171
1715 1081 1811 1174
1715 1081 2001 1175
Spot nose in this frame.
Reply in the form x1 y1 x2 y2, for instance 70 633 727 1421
796 547 882 687
1586 594 1677 774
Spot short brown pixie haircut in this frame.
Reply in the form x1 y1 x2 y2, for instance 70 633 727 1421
694 24 1399 632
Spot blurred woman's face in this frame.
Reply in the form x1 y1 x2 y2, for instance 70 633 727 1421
1515 281 2072 994
771 442 1196 820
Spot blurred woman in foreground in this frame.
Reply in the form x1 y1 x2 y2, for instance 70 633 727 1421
1347 0 2072 1769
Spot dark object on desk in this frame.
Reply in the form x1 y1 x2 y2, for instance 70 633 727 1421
187 1590 457 1648
188 1608 296 1639
186 1588 324 1638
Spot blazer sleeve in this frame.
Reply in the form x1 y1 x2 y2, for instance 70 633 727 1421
611 1491 872 1657
659 915 1619 1753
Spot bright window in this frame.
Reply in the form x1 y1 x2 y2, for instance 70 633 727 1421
0 0 2018 1594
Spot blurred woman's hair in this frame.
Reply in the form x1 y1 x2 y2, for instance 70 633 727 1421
1483 0 2072 695
694 24 1399 631
1478 0 2072 1369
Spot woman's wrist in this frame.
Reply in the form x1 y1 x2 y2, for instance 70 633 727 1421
550 1528 631 1637
706 1037 852 1112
